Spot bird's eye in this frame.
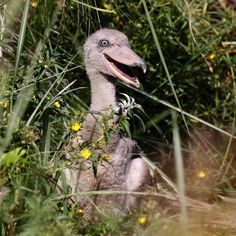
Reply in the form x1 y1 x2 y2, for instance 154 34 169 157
99 39 110 47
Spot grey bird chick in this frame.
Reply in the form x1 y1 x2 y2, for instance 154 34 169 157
64 28 150 215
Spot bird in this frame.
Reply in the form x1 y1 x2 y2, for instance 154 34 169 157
63 28 151 215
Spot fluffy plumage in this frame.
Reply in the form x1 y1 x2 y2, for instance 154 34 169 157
64 28 150 214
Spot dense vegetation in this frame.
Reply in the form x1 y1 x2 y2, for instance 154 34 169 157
0 0 236 235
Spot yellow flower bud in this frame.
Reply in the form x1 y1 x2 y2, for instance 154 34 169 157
198 170 206 178
137 215 147 225
31 0 38 8
208 53 216 60
102 154 110 162
0 101 8 108
53 101 61 108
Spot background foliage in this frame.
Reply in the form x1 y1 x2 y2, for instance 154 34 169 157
0 0 236 235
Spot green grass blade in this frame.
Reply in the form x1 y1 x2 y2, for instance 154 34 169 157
141 153 178 193
142 0 190 134
11 0 30 110
73 0 115 13
172 110 188 233
129 85 236 139
26 78 59 126
43 121 51 164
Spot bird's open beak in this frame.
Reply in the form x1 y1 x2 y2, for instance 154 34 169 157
102 44 146 88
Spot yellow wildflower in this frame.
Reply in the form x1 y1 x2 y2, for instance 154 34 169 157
136 23 142 28
208 53 216 60
71 122 81 132
31 0 38 8
80 148 91 159
0 101 8 108
198 170 206 178
78 208 84 214
137 215 147 225
115 15 120 22
53 101 61 108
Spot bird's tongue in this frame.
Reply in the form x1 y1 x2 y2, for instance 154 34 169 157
103 44 145 88
113 63 138 83
105 54 139 83
104 56 140 88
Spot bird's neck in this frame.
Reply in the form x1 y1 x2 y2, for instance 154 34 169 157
80 71 118 142
89 72 117 112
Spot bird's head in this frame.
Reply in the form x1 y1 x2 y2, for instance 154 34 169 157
83 28 146 88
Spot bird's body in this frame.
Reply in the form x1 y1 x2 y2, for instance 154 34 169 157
64 28 150 214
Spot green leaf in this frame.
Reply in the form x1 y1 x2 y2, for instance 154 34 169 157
0 147 26 168
120 120 131 138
